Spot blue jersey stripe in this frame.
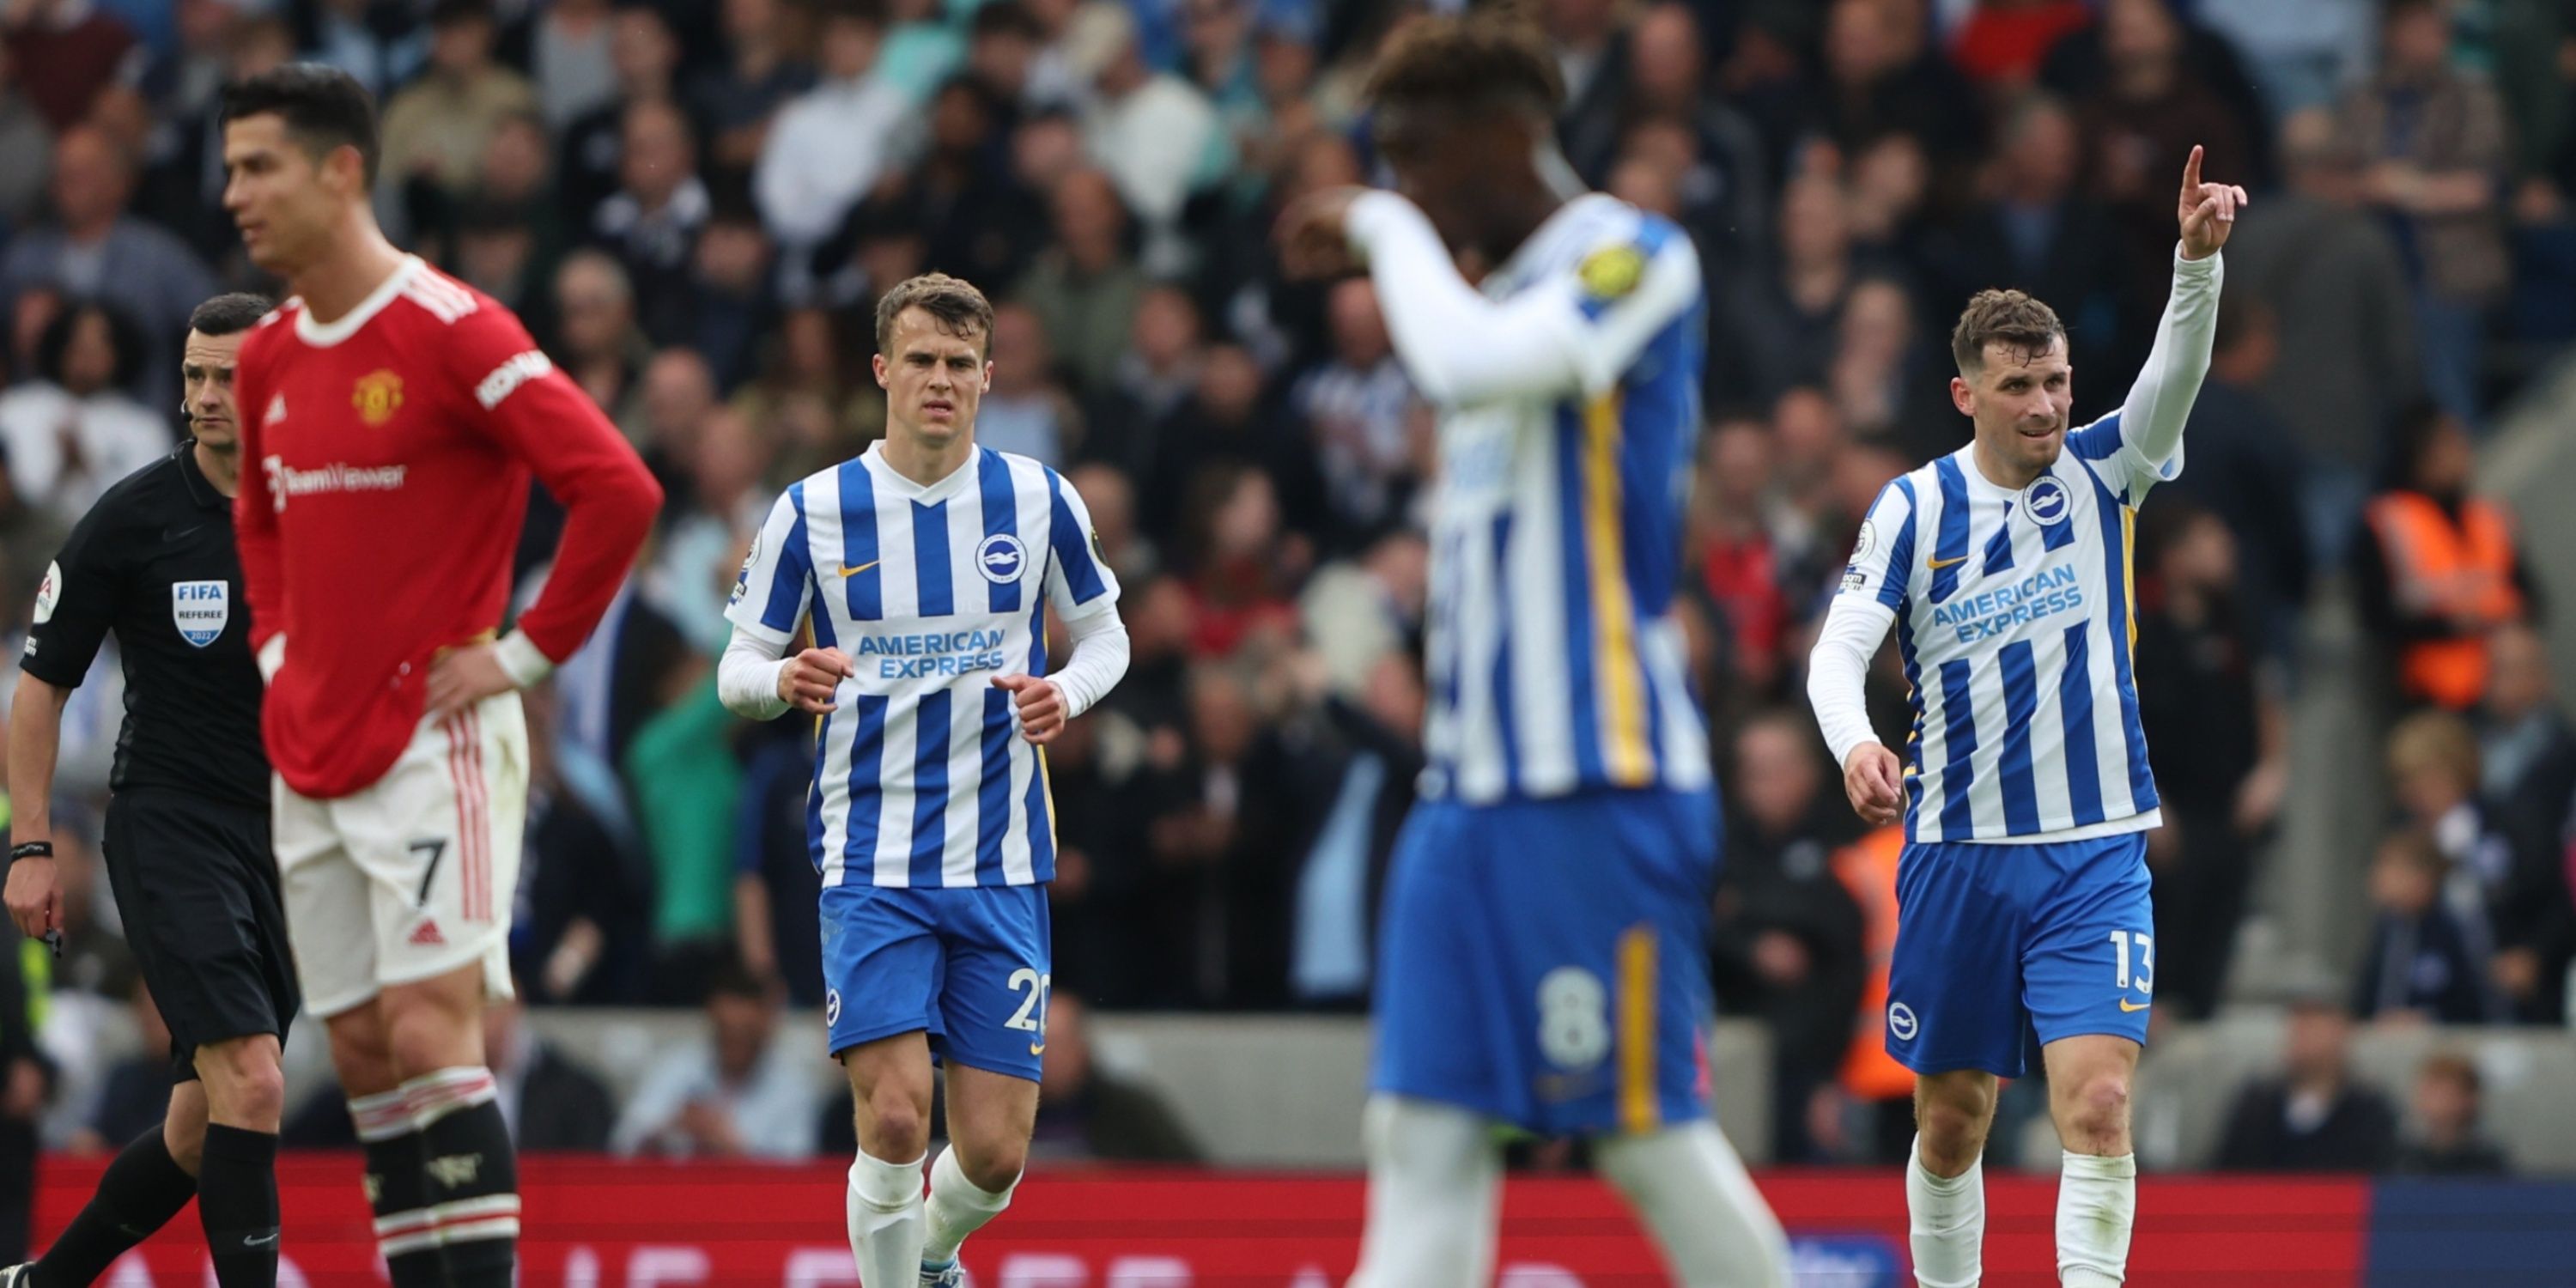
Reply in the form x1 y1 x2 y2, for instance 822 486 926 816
1980 509 2015 576
1878 477 1918 611
1045 471 1107 605
1930 458 1970 603
838 459 882 622
763 483 814 633
2067 410 2124 461
908 690 951 886
1024 750 1056 882
1937 658 1978 837
2058 622 2105 826
2038 499 2079 552
2105 498 2155 811
1895 611 1925 841
1554 404 1604 785
1996 640 2041 834
841 695 889 877
914 500 953 617
975 687 1012 884
977 452 1022 614
1489 513 1522 796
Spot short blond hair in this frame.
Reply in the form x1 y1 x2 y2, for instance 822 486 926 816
2386 709 2479 789
1950 289 2065 374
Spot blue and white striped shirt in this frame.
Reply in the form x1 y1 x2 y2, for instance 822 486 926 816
725 443 1120 887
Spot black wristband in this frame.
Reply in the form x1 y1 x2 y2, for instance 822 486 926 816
8 841 52 864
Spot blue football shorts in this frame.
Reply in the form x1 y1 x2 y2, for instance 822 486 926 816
818 882 1052 1081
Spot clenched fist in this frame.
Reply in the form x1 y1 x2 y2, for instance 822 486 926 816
777 647 856 714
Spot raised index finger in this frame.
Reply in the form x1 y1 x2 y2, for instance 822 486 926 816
2182 144 2203 196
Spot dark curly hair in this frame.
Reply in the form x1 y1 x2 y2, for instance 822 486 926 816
1364 5 1563 118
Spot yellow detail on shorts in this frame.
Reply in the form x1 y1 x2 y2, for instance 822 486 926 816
1618 925 1657 1135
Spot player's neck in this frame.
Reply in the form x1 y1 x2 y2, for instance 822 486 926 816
1968 437 2044 492
879 427 975 489
192 439 240 498
289 222 410 327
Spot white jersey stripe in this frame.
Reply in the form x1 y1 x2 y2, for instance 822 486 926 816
802 468 854 885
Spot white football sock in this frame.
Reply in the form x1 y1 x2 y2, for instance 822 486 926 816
921 1145 1016 1265
2056 1151 2136 1287
1596 1120 1790 1287
1908 1133 1985 1288
1346 1097 1499 1288
845 1151 926 1288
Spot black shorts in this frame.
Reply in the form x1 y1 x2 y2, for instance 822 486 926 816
101 788 296 1080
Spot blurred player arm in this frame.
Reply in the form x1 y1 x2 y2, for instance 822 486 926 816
450 310 665 687
232 336 287 676
1341 191 1698 406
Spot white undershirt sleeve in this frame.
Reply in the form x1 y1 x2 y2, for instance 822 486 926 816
1344 191 1585 406
1046 607 1130 721
1806 595 1898 770
717 623 794 721
2113 246 2224 477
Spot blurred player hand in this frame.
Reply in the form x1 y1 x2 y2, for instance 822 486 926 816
1274 185 1367 280
993 673 1066 744
427 642 517 722
2177 144 2249 261
777 647 856 714
3 854 58 939
1842 744 1905 828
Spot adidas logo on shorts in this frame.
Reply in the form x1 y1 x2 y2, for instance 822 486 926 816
409 920 446 946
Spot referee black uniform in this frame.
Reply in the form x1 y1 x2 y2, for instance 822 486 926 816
20 438 295 1066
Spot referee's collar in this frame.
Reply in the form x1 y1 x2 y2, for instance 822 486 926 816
174 440 228 512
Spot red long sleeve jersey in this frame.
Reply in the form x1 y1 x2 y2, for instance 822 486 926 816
234 258 662 799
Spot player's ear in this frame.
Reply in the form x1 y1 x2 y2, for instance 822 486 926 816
871 352 890 390
1949 374 1976 417
981 360 994 390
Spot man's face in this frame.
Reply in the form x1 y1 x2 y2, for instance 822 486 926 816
1953 336 2073 477
223 113 348 275
709 993 771 1077
1375 106 1512 256
180 328 245 452
872 307 990 450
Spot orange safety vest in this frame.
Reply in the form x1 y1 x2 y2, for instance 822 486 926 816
1832 826 1914 1102
2366 491 2524 709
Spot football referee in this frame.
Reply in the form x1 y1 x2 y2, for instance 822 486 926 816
2 294 291 1288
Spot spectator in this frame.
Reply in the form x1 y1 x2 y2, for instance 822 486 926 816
1113 284 1206 428
1060 0 1226 271
1293 278 1421 551
874 0 966 106
2395 1052 2511 1176
684 198 780 394
1068 460 1156 586
978 302 1081 465
134 12 292 268
1567 3 1768 274
1176 465 1300 659
530 0 618 130
2037 0 2272 185
483 990 618 1151
547 250 653 427
2195 0 2378 118
2385 709 2569 1024
2160 297 2312 665
1140 342 1322 546
2 0 134 131
1012 167 1146 398
754 0 914 256
1027 996 1202 1162
557 4 683 228
2341 0 2511 423
1716 172 1862 406
2228 107 2419 569
2066 0 2251 337
906 78 1048 296
515 679 653 1007
966 0 1054 115
300 0 427 100
0 301 169 526
69 976 169 1157
592 97 712 345
0 45 52 229
1298 530 1425 704
650 404 773 649
2476 624 2576 837
438 113 566 311
622 647 744 995
2352 829 2501 1026
690 0 816 178
2357 401 2536 714
1709 708 1866 1163
732 717 826 1008
1923 94 2129 422
1948 0 2092 94
2 124 218 409
1802 0 1984 175
1285 654 1424 1008
2133 501 2284 1019
612 964 823 1160
2214 993 2400 1172
1691 416 1790 698
376 0 540 203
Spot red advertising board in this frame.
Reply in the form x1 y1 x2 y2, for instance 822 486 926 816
33 1157 2368 1286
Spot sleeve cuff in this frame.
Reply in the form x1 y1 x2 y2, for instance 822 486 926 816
1342 189 1416 259
2175 242 2222 270
257 635 285 683
494 630 556 689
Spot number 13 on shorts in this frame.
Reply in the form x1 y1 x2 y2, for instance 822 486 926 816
2110 930 2154 1002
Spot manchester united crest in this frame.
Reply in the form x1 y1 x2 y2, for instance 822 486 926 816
352 369 404 426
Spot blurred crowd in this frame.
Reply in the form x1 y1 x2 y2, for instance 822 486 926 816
0 0 2567 1174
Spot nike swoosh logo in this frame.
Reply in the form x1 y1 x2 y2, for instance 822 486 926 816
2118 998 2151 1012
1929 555 1968 569
839 561 878 578
243 1232 279 1248
164 525 205 542
1029 1043 1046 1056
